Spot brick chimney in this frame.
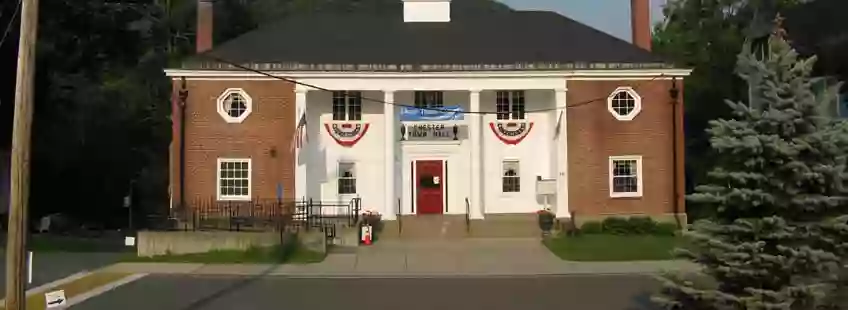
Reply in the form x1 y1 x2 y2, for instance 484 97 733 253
631 0 651 51
196 0 214 53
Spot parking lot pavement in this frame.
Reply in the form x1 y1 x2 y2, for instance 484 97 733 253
71 274 662 310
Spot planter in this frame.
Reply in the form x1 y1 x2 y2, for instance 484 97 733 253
538 216 554 232
361 211 382 243
537 210 555 236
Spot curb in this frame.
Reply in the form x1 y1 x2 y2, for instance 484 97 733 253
112 269 690 278
65 273 148 308
0 271 93 305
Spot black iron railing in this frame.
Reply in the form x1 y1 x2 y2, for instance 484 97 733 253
292 198 362 239
169 198 294 232
397 198 402 237
465 197 471 235
169 197 362 233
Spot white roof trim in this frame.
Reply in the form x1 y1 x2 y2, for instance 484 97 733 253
163 69 693 79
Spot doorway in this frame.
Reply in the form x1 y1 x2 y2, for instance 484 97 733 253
415 160 444 215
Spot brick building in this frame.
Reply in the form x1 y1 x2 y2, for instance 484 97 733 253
165 0 689 233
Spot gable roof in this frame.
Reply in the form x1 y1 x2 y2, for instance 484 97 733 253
182 10 672 72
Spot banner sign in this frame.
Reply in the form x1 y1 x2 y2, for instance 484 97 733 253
401 123 466 141
399 105 465 121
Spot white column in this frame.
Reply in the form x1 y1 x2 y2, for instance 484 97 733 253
469 89 484 220
294 89 308 201
555 88 569 218
384 90 397 221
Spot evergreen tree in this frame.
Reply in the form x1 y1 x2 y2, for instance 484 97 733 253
653 27 848 310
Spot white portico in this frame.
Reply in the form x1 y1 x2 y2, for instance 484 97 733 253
292 73 570 221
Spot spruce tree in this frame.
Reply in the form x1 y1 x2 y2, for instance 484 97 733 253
653 29 848 310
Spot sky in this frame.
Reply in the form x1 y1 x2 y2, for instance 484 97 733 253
498 0 668 42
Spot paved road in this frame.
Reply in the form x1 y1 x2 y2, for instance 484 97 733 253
0 252 126 298
72 274 662 310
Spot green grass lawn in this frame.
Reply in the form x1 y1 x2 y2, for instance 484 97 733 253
124 243 326 264
26 235 131 253
543 234 688 262
0 233 132 253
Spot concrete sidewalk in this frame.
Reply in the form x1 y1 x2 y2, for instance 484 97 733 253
105 238 699 277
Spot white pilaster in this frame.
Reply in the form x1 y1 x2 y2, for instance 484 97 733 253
384 90 398 221
555 88 569 218
469 89 484 220
295 89 308 201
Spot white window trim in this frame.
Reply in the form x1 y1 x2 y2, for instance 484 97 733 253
607 87 642 121
216 88 254 123
414 91 445 109
495 90 527 121
501 158 521 194
332 91 363 121
216 158 252 201
609 155 643 198
337 161 357 195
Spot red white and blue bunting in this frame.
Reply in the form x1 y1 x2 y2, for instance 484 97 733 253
489 121 534 145
325 122 370 147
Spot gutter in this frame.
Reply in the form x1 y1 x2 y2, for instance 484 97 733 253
161 68 695 79
669 77 682 229
178 77 188 213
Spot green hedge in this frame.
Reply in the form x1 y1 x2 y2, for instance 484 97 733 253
579 216 678 236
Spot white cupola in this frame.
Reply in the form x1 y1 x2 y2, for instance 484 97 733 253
403 0 451 23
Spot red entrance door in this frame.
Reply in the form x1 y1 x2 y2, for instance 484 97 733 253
415 160 444 215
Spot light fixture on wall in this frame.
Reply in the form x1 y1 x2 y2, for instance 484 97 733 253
399 124 406 141
452 124 459 140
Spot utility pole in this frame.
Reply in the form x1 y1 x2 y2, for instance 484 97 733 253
6 0 39 308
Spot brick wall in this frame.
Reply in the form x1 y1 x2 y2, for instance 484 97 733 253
566 79 685 218
171 79 297 203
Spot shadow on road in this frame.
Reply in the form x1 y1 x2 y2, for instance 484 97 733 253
178 265 278 310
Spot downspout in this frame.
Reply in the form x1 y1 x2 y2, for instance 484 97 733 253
178 77 188 213
669 77 682 229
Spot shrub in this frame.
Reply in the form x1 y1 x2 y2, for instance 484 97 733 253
578 217 680 236
627 216 658 235
601 217 631 235
653 222 679 236
580 221 603 234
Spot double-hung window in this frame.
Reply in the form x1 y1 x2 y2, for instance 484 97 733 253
502 160 521 193
332 91 362 121
414 91 444 109
609 156 642 198
217 158 251 201
496 91 526 120
338 162 357 195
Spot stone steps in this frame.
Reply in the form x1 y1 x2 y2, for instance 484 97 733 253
377 214 543 240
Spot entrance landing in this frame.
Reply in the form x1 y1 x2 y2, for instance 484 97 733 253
348 238 563 276
380 214 544 240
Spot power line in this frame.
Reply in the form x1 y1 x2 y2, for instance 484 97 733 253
201 54 666 114
0 0 22 50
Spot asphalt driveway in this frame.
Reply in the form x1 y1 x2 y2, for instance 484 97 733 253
72 274 663 310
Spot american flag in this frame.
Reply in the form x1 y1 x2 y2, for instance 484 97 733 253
291 110 307 151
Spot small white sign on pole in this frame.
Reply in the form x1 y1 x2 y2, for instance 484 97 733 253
45 290 67 308
27 251 33 284
124 236 136 247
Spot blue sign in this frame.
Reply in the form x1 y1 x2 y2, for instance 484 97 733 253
399 105 465 121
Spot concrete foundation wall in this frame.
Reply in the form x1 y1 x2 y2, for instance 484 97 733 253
137 231 282 257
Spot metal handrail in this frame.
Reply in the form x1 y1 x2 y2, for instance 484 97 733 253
465 197 471 235
397 198 402 237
